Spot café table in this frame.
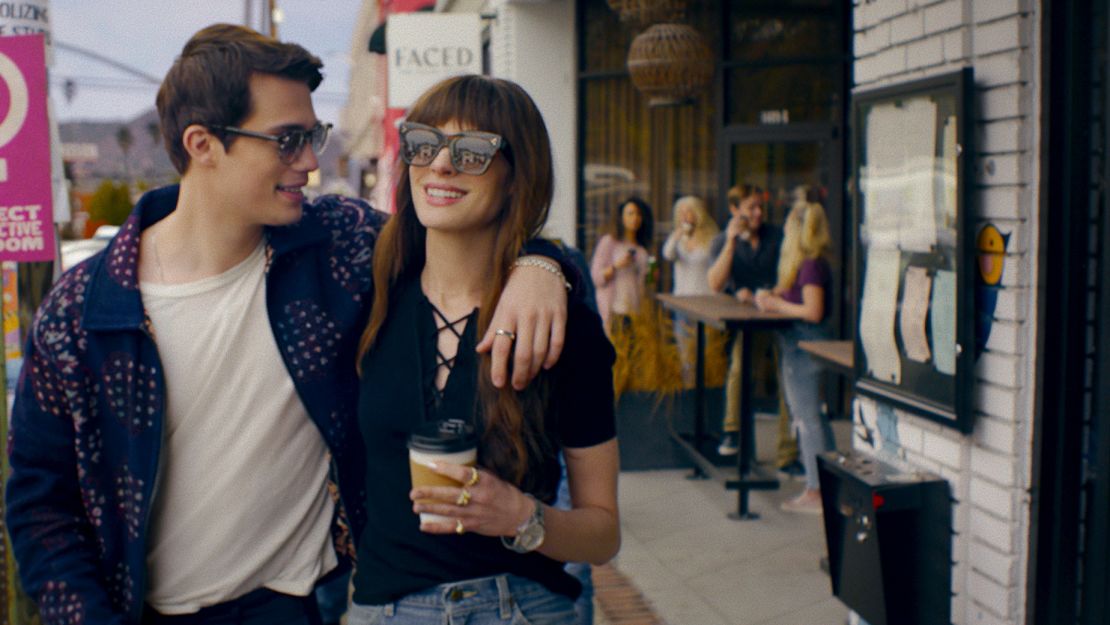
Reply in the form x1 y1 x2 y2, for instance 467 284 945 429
656 293 796 519
798 340 854 376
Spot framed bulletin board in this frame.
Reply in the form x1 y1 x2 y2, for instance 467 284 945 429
851 68 974 432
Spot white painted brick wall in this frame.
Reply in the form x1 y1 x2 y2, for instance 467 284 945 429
980 84 1025 120
969 506 1014 552
967 570 1012 620
852 1 1039 622
975 382 1020 420
923 430 962 469
973 16 1024 56
924 0 963 34
973 0 1022 24
969 540 1017 585
971 443 1018 487
977 118 1023 153
973 415 1017 456
975 352 1020 388
969 476 1014 520
891 11 925 43
975 50 1027 86
907 34 945 69
944 28 968 60
976 186 1023 219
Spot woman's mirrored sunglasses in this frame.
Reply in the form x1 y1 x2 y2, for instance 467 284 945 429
211 121 332 164
398 122 507 175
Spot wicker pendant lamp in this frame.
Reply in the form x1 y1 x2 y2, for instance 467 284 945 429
627 23 714 107
605 0 688 25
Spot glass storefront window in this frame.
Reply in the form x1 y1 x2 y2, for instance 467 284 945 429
580 0 638 73
727 15 841 63
579 78 717 269
730 141 828 227
725 64 841 126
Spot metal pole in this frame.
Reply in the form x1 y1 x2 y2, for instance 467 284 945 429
269 0 278 38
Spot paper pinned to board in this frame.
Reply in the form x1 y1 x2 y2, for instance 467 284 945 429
899 266 933 363
859 248 902 384
861 98 939 252
931 269 957 375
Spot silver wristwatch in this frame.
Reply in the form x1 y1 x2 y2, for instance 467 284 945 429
501 494 546 553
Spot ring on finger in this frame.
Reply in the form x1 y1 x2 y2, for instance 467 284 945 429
456 488 471 507
495 328 517 341
455 519 465 535
465 467 480 487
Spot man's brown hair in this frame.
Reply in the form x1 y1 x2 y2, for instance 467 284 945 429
156 23 323 173
726 183 764 209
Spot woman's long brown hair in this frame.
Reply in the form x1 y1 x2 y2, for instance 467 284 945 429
356 75 559 498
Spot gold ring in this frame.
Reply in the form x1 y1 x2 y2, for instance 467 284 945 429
455 519 465 535
495 329 516 341
456 488 471 506
465 467 480 487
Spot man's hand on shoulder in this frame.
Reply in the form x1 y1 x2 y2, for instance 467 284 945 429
477 255 569 390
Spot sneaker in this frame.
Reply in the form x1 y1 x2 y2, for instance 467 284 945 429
776 460 805 481
717 432 739 456
780 490 823 515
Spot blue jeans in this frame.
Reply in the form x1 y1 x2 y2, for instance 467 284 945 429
315 569 351 624
776 323 834 490
347 575 577 625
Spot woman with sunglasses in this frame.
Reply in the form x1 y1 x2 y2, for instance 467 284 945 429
348 75 619 625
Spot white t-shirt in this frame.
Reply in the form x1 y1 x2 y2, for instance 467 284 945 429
141 242 336 614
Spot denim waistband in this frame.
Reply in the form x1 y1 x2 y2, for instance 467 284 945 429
368 574 548 618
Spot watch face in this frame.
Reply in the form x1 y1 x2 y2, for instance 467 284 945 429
516 522 545 552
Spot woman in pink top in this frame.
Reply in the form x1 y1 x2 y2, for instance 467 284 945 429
590 197 654 336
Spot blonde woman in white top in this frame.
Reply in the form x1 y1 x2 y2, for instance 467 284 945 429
661 195 719 383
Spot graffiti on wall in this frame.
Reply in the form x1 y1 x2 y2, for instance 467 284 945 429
976 223 1010 357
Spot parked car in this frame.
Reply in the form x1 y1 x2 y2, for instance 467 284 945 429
60 225 118 271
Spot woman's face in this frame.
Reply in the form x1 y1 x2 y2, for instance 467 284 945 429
409 119 511 235
679 205 696 226
621 202 643 235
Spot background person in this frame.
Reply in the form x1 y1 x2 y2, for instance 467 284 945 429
661 195 719 384
754 195 835 514
350 75 619 625
706 184 790 457
590 197 654 336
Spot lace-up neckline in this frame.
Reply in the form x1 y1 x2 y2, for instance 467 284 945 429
423 299 477 416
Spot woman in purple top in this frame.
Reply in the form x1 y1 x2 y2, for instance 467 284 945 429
754 196 835 514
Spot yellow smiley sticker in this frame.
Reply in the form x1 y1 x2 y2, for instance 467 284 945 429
977 224 1006 285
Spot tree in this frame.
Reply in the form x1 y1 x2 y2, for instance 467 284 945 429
86 180 133 228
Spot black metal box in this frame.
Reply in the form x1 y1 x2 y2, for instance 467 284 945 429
817 451 952 625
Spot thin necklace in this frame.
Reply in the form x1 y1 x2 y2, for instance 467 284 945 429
150 229 167 283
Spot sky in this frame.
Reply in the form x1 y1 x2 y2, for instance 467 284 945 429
47 0 365 127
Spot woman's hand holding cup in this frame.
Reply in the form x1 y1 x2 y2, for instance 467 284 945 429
410 462 533 538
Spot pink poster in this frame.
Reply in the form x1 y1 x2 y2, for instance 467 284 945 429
0 34 53 262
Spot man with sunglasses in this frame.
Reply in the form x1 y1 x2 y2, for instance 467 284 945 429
5 24 573 625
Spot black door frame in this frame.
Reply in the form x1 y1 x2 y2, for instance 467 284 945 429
1028 0 1110 622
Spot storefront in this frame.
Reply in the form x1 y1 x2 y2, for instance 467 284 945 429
576 0 851 333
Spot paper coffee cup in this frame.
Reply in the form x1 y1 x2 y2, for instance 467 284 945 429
408 419 478 525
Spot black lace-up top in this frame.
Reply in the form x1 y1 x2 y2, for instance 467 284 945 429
354 273 617 605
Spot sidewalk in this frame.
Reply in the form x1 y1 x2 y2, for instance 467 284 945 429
597 419 852 625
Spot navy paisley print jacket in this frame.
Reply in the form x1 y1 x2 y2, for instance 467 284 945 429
5 185 386 625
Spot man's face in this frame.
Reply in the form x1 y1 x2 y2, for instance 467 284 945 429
213 73 320 227
738 195 765 231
